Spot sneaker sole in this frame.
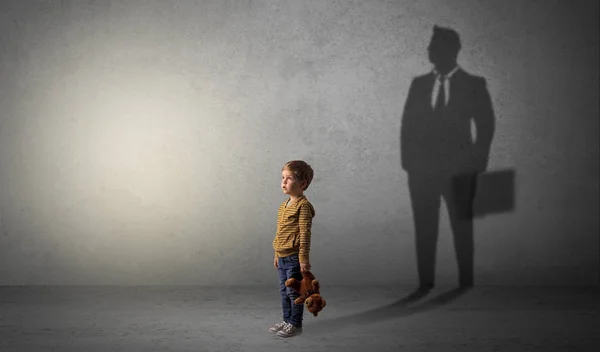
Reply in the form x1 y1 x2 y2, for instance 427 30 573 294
277 330 303 337
269 324 287 333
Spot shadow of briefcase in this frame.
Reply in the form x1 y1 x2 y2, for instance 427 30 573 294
472 169 516 218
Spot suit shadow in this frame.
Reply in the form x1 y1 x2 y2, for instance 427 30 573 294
399 25 517 288
307 286 470 335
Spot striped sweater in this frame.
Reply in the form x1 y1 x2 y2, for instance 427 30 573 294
272 195 316 264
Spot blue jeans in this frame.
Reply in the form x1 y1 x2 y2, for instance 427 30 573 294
277 254 304 327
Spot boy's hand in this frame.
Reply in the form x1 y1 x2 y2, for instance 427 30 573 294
274 257 278 269
300 262 311 273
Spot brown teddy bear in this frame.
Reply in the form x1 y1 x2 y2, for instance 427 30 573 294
285 271 326 316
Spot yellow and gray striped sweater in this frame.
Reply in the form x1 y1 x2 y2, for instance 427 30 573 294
272 195 316 264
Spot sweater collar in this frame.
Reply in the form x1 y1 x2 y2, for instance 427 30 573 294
287 194 306 206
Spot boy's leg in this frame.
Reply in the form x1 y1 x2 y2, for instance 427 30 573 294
277 257 292 324
285 255 304 328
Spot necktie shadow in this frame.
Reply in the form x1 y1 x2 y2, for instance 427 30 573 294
307 287 470 335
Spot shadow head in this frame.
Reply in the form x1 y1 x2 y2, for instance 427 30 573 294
428 25 462 74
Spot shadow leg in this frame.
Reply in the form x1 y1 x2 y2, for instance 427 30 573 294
445 174 477 287
408 173 442 288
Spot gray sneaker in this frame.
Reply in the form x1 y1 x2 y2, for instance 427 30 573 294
269 321 288 333
276 322 302 338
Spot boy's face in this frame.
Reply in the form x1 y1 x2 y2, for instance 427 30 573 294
281 169 306 196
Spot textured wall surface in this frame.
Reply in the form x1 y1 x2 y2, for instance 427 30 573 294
0 0 597 285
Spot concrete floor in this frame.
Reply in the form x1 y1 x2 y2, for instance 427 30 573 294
1 285 598 352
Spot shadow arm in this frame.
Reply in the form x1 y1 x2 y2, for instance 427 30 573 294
401 80 418 171
472 78 496 171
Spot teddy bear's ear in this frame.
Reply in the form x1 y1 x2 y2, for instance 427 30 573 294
321 299 326 308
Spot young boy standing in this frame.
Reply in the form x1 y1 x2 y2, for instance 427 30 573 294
269 160 316 338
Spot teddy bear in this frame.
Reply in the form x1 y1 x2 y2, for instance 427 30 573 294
285 271 326 316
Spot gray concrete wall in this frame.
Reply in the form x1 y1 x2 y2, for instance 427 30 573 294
0 0 597 286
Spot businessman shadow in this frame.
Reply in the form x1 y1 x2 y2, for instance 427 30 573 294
307 286 470 335
398 25 518 289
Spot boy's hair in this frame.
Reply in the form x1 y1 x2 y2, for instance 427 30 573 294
282 160 314 191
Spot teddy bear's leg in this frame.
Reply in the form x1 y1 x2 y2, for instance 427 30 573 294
285 278 303 301
311 279 320 292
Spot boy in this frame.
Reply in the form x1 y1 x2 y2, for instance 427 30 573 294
269 160 316 338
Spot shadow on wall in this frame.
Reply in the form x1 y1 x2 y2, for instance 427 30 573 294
400 25 515 289
307 26 517 333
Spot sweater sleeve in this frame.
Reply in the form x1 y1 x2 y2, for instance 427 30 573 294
273 203 283 258
298 203 314 264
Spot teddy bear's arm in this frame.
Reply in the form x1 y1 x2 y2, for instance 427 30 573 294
294 296 306 305
285 278 301 291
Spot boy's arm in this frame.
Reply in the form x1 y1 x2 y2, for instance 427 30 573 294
273 204 282 260
298 204 313 264
273 228 278 259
